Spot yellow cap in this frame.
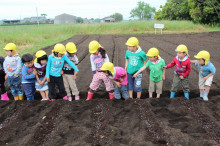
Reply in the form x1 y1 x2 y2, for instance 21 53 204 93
66 42 77 53
146 48 161 59
3 43 17 54
34 50 47 62
125 37 139 48
100 62 115 75
194 50 210 65
176 44 188 54
52 44 66 54
89 41 103 54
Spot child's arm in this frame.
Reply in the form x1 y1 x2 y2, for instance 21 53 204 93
191 60 197 64
183 60 191 78
73 65 78 80
125 59 128 73
164 58 176 69
204 73 214 80
64 55 79 72
133 66 147 78
112 80 121 88
104 54 110 62
163 69 166 80
22 67 36 79
90 55 96 74
14 57 22 76
46 56 52 82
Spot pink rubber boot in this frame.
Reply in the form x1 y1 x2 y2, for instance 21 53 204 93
109 93 114 100
63 96 68 100
86 93 94 101
1 92 9 101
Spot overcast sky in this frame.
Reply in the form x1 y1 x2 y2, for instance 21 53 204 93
0 0 166 20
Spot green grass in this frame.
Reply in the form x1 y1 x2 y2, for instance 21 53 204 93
0 20 219 56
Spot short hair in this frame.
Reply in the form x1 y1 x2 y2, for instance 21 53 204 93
22 53 33 63
37 55 48 64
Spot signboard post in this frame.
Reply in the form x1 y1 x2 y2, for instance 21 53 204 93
154 24 164 34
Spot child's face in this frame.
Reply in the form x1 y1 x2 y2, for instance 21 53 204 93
25 60 34 67
69 53 76 57
177 52 186 59
93 50 99 56
6 50 14 57
197 59 205 65
104 71 109 76
40 60 47 65
127 46 137 52
58 53 64 57
149 57 157 62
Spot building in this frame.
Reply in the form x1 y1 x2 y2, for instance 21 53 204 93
3 20 21 24
22 16 47 23
101 17 115 23
54 13 76 24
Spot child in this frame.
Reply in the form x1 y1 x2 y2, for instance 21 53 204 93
86 40 114 101
21 54 36 101
192 51 216 101
63 42 80 101
163 44 191 99
3 43 23 100
125 37 147 99
34 50 49 101
46 43 79 102
0 57 9 100
100 62 129 100
133 48 165 98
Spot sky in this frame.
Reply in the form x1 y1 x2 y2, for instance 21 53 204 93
0 0 167 20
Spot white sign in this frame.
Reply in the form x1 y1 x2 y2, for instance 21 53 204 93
154 24 164 34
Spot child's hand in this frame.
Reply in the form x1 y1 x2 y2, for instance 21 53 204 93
73 74 77 80
119 77 124 82
179 76 184 80
133 73 138 78
47 78 50 82
116 82 121 88
61 70 64 75
162 74 165 80
204 76 209 80
162 66 167 70
5 74 8 80
33 69 37 75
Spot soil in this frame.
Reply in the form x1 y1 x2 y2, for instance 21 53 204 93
0 32 220 145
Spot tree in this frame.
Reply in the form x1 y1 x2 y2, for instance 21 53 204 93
154 0 220 24
41 14 47 17
76 17 84 23
130 1 156 20
110 13 123 22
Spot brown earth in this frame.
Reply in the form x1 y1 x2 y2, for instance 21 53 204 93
0 32 220 145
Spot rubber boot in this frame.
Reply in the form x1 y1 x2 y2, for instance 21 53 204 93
63 96 68 100
203 92 209 101
184 92 189 100
27 96 32 101
1 92 9 101
51 99 56 102
170 92 175 99
31 96 34 100
18 94 24 100
75 96 80 101
14 96 19 101
86 92 94 101
68 97 73 101
200 94 204 98
109 93 114 100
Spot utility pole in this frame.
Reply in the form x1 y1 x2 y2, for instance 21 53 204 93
36 7 39 26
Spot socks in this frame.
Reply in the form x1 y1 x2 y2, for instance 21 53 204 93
203 92 209 101
200 94 204 98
